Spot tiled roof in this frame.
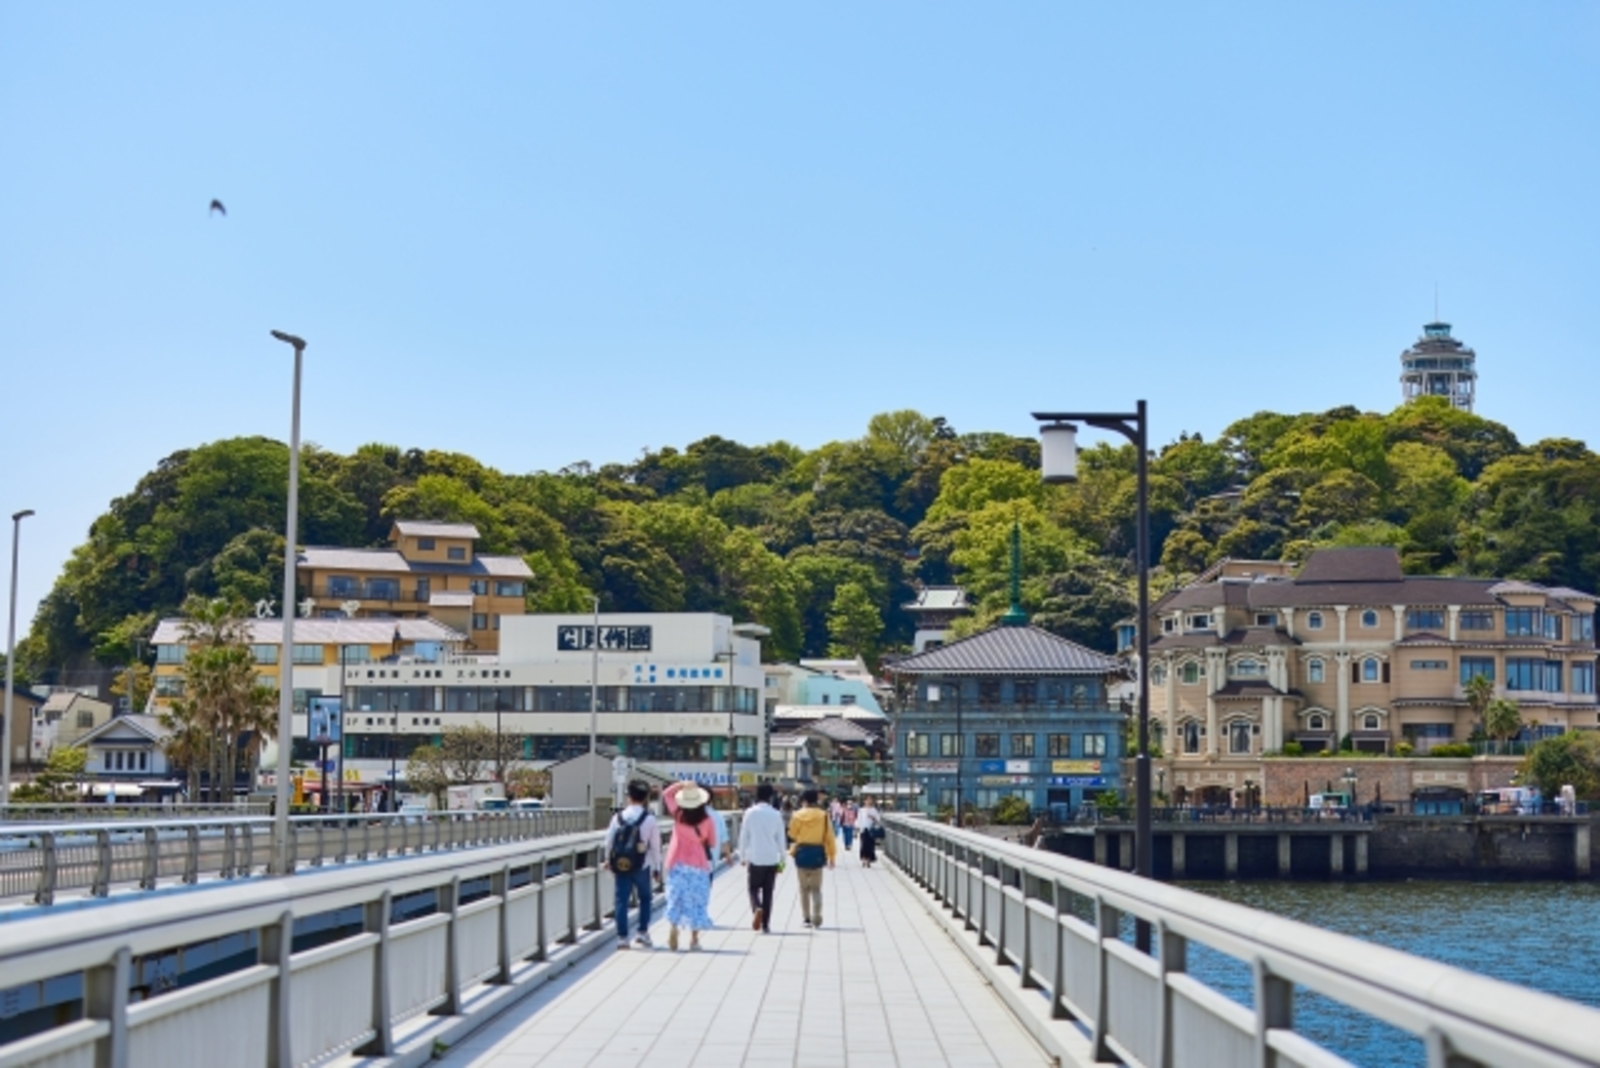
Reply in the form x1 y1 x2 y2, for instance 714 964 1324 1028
1295 547 1405 583
1212 681 1290 698
73 714 171 745
393 520 481 540
1150 626 1298 653
886 625 1123 677
299 546 532 579
151 617 466 645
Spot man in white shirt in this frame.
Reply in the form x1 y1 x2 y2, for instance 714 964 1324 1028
739 783 788 933
605 780 664 949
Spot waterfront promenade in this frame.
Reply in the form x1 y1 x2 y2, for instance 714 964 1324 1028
434 857 1050 1068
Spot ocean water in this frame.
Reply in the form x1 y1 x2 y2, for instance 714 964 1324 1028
1182 880 1600 1066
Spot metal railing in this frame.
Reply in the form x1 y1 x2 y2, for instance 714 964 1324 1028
0 829 616 1068
1 803 272 822
1065 805 1378 826
1 809 590 906
884 816 1600 1068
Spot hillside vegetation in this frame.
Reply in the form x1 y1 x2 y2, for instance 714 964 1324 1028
23 399 1600 676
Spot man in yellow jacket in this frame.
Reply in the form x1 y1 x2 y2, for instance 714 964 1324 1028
788 788 836 928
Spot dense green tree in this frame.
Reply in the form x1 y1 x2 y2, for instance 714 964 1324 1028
1521 731 1600 800
826 581 884 664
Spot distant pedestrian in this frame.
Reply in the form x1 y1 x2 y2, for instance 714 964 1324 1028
706 800 729 874
841 801 858 851
605 779 663 950
740 783 787 933
788 788 836 928
829 797 844 838
781 796 795 832
663 781 718 951
856 799 883 868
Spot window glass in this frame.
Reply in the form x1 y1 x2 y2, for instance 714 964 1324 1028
905 734 930 757
1572 663 1595 694
1182 722 1201 754
417 537 435 550
1363 714 1380 730
974 734 1000 757
1151 663 1167 685
1230 658 1265 678
365 579 400 601
1362 658 1380 682
326 575 359 597
1010 733 1035 757
1409 660 1448 670
1308 714 1326 731
156 644 187 664
1360 610 1378 628
1306 612 1324 630
1504 658 1538 691
1459 611 1494 631
1406 609 1445 630
447 546 467 561
1544 614 1565 641
1187 614 1212 630
1082 733 1108 757
472 613 489 630
1459 657 1494 683
250 644 279 664
495 581 524 597
1505 608 1542 637
939 734 964 757
1228 721 1251 754
1307 659 1324 683
1181 662 1200 685
1047 734 1072 757
1012 679 1036 706
1255 613 1276 627
293 644 324 664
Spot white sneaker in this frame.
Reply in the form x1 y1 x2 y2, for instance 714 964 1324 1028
634 934 653 949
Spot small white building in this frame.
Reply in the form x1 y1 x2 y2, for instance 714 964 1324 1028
72 714 175 781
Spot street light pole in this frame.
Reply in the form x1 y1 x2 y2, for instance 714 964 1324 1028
3 509 35 809
270 330 306 874
587 595 599 814
1035 402 1152 952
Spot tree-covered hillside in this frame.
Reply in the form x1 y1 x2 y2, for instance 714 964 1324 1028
24 399 1600 678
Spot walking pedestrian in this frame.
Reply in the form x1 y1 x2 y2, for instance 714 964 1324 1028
781 796 795 832
856 798 883 868
841 800 858 851
606 779 663 950
829 797 844 839
739 782 787 933
662 781 718 951
788 788 835 928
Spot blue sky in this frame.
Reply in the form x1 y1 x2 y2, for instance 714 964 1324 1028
2 3 1597 635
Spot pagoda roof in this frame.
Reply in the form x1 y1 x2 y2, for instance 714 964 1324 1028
886 625 1122 677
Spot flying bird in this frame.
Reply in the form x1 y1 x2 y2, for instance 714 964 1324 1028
209 199 226 216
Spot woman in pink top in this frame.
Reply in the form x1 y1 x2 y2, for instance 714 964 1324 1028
662 781 718 951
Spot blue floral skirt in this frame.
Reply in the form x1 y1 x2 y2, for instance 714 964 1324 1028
666 865 713 930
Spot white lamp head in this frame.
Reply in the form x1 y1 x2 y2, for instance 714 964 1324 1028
1039 422 1079 483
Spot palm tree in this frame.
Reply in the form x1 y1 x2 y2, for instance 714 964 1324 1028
173 597 277 802
1484 697 1524 755
1465 673 1495 749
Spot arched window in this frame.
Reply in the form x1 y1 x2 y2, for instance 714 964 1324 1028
1363 713 1381 731
1231 658 1265 678
1307 658 1325 684
1308 714 1327 731
1361 609 1379 628
1307 611 1324 630
1362 658 1380 682
1181 662 1201 685
1182 721 1201 754
1228 721 1252 754
1151 663 1167 685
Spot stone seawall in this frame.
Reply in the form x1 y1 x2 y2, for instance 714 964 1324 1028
1369 815 1597 879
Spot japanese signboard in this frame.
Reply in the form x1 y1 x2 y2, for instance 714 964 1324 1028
308 696 342 745
1051 760 1102 774
557 625 653 652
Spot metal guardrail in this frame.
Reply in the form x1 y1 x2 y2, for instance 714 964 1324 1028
0 829 616 1068
1063 806 1378 826
1 803 272 822
884 815 1600 1068
1 809 590 906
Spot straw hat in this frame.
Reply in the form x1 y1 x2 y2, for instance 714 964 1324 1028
676 783 711 809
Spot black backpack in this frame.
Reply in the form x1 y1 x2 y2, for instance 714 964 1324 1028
609 808 650 874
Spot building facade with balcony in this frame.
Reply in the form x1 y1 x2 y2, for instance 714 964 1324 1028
298 520 532 653
888 619 1127 817
1142 547 1600 805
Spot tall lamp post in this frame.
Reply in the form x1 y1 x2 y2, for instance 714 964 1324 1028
1034 402 1152 952
2 508 35 809
587 595 599 815
270 330 306 875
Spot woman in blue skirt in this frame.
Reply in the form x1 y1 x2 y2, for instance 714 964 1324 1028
662 781 717 951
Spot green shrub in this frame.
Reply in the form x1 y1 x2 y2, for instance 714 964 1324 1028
1429 743 1474 758
1282 741 1304 757
993 795 1032 825
1395 741 1415 757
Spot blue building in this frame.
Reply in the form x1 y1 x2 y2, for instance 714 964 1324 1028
888 622 1128 818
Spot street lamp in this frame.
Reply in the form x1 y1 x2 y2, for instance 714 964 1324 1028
1034 402 1152 951
2 508 35 809
1342 767 1358 809
270 330 306 875
587 594 600 815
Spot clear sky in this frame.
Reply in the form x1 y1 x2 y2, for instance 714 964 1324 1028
2 3 1597 635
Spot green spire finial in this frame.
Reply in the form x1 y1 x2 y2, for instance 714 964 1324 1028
1000 520 1029 626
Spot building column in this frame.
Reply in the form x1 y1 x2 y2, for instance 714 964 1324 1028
1093 832 1108 867
1205 697 1219 758
1448 605 1461 642
1206 648 1227 759
1164 655 1179 756
1330 834 1344 875
1224 833 1239 878
1277 833 1292 877
1576 822 1592 879
1335 652 1352 742
1283 607 1296 640
1335 605 1349 645
1354 833 1369 876
1171 833 1186 878
1392 605 1405 644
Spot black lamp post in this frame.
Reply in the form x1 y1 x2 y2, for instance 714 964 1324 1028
1034 402 1153 952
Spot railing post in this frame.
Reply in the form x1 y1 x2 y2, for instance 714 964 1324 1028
222 822 237 879
1052 879 1071 1020
993 857 1007 961
141 826 158 889
1252 957 1292 1068
35 830 57 905
439 875 463 1016
313 819 325 867
261 910 295 1068
1157 919 1187 1068
534 854 549 961
589 846 603 931
1092 895 1119 1062
1424 1028 1488 1068
84 945 131 1068
184 825 201 883
494 863 513 984
566 849 579 944
358 891 394 1056
92 828 112 897
1019 870 1036 987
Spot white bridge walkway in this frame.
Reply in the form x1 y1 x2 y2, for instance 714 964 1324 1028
436 849 1051 1068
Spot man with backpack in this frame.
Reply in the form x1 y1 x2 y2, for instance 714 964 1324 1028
605 779 663 949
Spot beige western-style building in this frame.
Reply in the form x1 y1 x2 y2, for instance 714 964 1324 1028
1136 547 1599 805
298 521 531 653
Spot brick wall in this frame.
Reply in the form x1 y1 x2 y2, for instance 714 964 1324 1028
1259 756 1520 807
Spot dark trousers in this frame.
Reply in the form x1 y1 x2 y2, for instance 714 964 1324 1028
747 864 777 930
614 865 652 940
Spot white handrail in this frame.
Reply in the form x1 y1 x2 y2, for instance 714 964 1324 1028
884 816 1600 1068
